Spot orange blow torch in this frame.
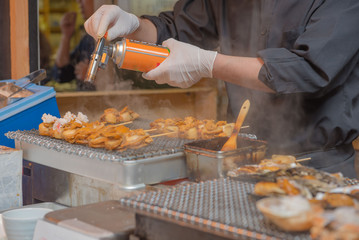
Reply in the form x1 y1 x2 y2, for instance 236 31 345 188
85 35 170 83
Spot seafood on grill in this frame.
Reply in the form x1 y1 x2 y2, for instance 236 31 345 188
149 116 235 140
308 185 359 209
100 106 140 124
256 166 347 188
257 195 359 234
227 155 299 177
228 154 355 202
256 195 321 232
39 112 89 139
228 155 346 186
310 206 359 240
254 177 313 198
87 125 152 150
119 129 153 150
67 121 106 144
330 184 359 200
251 166 359 208
38 113 59 137
318 192 356 208
87 124 128 149
39 111 153 151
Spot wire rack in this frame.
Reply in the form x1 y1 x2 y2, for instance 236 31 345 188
5 119 193 162
121 178 311 240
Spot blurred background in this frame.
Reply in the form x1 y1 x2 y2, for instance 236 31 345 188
38 0 178 91
37 0 227 121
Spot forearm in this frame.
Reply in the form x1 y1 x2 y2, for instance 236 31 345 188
212 54 274 93
55 36 72 67
127 18 157 43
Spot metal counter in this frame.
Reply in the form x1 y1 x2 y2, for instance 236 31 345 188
121 178 311 240
6 127 192 207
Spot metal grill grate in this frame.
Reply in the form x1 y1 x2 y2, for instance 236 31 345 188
5 119 193 162
344 177 359 185
121 178 311 240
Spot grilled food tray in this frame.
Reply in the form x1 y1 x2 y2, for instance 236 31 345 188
184 136 267 182
5 120 194 189
227 165 359 186
5 119 192 162
120 178 311 240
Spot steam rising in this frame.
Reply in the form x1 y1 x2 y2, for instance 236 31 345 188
66 58 201 122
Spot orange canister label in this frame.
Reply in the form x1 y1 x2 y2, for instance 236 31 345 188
121 39 169 72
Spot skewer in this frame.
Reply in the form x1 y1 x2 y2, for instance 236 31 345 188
112 121 133 126
150 126 250 138
144 129 157 133
151 132 177 138
147 125 249 132
296 157 311 162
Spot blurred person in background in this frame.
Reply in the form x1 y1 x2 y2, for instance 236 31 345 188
54 0 122 91
85 0 359 178
54 0 96 91
39 31 53 85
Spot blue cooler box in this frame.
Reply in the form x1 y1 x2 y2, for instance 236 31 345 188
0 80 60 148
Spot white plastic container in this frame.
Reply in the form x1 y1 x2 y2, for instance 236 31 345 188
2 207 53 240
0 146 22 211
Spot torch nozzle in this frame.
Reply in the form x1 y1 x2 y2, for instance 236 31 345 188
85 37 107 83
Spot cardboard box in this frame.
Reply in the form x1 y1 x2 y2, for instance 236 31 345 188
0 80 60 148
0 146 23 211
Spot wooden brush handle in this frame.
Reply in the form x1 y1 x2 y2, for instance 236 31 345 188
221 99 250 151
233 99 250 134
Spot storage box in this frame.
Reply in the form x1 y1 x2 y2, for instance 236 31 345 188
184 136 267 181
0 79 60 148
0 146 23 211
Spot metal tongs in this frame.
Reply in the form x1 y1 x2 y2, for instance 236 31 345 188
7 69 47 98
0 69 47 108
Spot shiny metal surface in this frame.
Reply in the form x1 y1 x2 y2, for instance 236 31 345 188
7 69 46 98
184 137 267 182
7 129 188 162
85 37 106 83
111 39 126 69
121 178 311 240
6 120 193 189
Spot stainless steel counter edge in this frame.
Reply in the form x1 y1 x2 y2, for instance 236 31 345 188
16 141 187 190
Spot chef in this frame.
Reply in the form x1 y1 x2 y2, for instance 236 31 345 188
85 0 359 178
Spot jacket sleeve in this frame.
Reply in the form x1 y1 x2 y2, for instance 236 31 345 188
53 34 94 83
258 0 359 95
142 0 219 50
53 64 75 83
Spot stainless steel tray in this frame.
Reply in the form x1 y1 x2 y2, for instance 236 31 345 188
6 124 193 189
121 178 310 240
184 136 267 182
44 200 134 239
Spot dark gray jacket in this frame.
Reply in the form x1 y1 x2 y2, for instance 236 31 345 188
144 0 359 178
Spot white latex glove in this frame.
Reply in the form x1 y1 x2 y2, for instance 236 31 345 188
84 5 139 41
142 38 218 88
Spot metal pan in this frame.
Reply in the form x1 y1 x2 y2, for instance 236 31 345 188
0 82 33 97
184 136 267 181
0 69 46 108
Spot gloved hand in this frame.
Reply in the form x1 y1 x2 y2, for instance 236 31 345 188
142 38 218 88
84 5 139 41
